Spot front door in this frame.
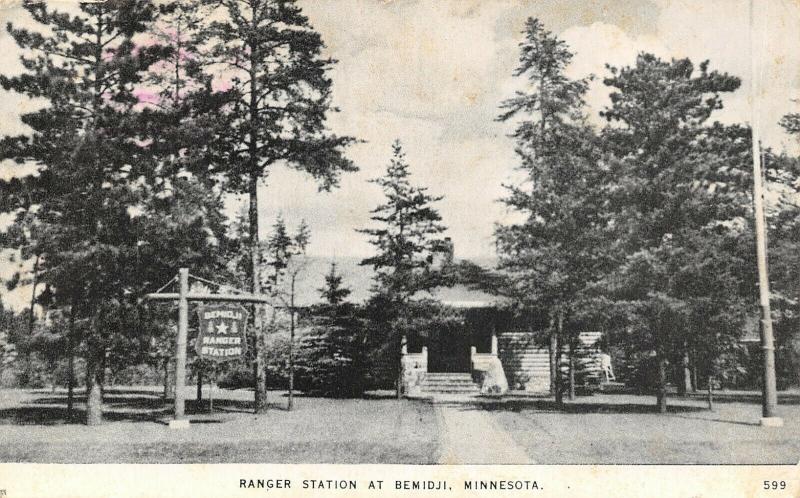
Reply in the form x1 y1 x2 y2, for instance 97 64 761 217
428 332 471 372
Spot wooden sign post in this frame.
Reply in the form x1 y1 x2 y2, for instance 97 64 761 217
145 268 270 429
175 268 189 424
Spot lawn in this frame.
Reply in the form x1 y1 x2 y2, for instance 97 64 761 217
476 393 800 464
1 386 799 464
0 386 440 463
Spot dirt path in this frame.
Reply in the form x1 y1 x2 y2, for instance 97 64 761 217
436 403 532 464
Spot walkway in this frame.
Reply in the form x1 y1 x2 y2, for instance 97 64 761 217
436 401 532 464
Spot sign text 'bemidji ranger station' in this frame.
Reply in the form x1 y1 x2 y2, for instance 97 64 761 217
196 304 248 361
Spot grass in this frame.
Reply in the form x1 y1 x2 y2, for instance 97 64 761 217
475 393 800 464
1 386 798 464
0 386 440 463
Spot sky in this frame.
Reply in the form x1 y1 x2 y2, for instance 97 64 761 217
259 0 800 260
1 0 800 309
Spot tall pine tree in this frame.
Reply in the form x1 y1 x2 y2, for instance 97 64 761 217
495 18 609 403
0 1 166 425
600 54 747 412
205 0 357 412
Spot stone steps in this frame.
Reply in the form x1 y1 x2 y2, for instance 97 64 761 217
420 373 480 395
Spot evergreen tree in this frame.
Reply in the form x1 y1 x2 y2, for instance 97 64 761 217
495 18 609 403
264 215 293 288
132 0 235 291
358 140 451 394
296 265 365 397
0 1 165 425
0 1 233 424
359 140 451 305
600 54 749 412
137 0 232 184
318 262 351 306
0 302 25 386
205 0 357 412
768 114 800 387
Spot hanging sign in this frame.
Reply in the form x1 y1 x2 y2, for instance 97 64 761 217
196 304 248 361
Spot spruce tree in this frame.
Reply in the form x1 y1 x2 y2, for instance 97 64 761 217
359 140 451 394
297 264 365 397
359 140 451 304
319 262 351 306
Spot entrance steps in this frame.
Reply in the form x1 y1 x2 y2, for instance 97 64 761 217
420 373 480 396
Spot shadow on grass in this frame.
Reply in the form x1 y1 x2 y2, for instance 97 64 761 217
470 399 708 414
197 398 289 413
670 413 761 427
271 391 398 401
684 392 800 405
30 395 168 411
0 388 288 425
0 406 165 425
362 391 399 400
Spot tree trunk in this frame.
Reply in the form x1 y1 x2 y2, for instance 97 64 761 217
197 368 203 403
67 327 75 414
656 354 668 413
568 341 576 401
691 355 698 393
67 304 75 415
707 375 714 411
99 348 107 395
249 172 268 414
554 312 564 407
85 357 103 426
67 353 74 413
24 253 40 387
397 368 404 399
396 333 402 399
288 293 295 411
162 357 170 401
678 344 691 396
549 325 557 396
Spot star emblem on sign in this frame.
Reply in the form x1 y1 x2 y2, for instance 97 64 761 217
215 321 229 334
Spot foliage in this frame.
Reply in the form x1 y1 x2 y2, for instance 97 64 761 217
203 0 357 410
0 2 233 422
496 18 608 315
357 140 452 389
0 1 169 424
0 302 25 385
768 119 800 388
495 18 610 400
359 140 451 306
318 262 352 306
296 266 366 396
599 53 757 409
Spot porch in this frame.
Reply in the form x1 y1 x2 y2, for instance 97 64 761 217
398 305 510 398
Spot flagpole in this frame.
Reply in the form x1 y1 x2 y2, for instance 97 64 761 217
750 0 782 427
